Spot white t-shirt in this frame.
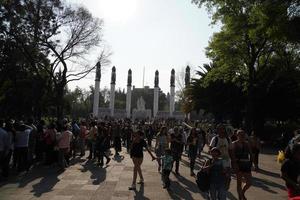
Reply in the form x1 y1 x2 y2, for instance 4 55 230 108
210 136 231 163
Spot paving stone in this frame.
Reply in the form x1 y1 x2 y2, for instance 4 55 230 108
0 147 288 200
50 195 73 200
111 196 129 200
81 184 100 190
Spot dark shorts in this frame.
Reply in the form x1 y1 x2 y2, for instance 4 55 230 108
237 161 252 173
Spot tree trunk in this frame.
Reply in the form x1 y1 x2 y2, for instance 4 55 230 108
56 84 65 121
245 61 256 134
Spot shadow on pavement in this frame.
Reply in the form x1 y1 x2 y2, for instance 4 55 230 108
252 176 286 194
8 166 63 197
30 171 60 197
81 159 107 185
133 184 150 200
174 173 199 193
227 191 238 200
167 179 210 200
257 168 281 178
167 181 194 200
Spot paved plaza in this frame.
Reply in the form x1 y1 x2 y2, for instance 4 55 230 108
0 146 287 200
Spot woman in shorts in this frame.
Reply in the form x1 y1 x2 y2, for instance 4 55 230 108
129 130 156 190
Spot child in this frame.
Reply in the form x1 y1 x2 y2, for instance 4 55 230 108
161 148 173 189
203 147 227 200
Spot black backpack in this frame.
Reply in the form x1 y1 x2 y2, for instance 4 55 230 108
196 160 210 192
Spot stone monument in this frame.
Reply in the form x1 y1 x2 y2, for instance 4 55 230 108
110 66 116 117
185 65 190 87
126 69 132 118
153 70 159 118
93 61 101 117
170 69 175 117
132 96 151 119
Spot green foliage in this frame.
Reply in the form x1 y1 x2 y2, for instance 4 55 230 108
188 0 300 129
0 0 103 119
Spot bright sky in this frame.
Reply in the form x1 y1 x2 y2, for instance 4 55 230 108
67 0 219 94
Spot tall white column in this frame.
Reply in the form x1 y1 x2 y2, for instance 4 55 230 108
93 62 101 117
170 86 175 117
153 87 159 117
185 66 191 120
153 70 159 118
126 69 132 118
110 83 115 117
170 69 175 117
110 66 116 117
126 85 131 118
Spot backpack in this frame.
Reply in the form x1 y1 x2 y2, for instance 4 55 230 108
213 136 230 147
196 161 210 192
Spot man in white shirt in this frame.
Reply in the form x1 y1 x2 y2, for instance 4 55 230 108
209 124 232 168
15 121 32 172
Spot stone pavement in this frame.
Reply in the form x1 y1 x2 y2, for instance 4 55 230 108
0 146 287 200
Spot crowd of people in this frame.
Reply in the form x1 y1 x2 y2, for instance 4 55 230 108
0 117 299 200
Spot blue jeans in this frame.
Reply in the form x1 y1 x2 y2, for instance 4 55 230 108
210 183 226 200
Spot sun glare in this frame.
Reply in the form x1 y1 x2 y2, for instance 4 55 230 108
99 0 137 24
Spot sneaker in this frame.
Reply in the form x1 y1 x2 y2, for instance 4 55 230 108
128 184 136 190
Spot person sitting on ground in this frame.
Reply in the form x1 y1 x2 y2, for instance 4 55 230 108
281 144 300 200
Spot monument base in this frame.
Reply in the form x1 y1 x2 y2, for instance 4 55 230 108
132 109 151 120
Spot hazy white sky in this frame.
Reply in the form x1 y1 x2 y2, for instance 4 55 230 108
67 0 219 93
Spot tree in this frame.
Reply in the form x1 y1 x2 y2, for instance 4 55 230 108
0 0 54 119
1 0 104 119
191 0 300 132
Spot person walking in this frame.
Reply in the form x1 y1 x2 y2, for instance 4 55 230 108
112 122 122 156
281 144 300 200
0 119 10 178
231 130 253 200
14 121 31 172
203 147 227 200
209 124 232 169
79 120 88 157
249 131 261 170
170 126 183 175
57 123 73 170
187 128 198 176
161 148 173 189
155 126 169 172
128 130 156 190
44 123 57 165
87 121 98 159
